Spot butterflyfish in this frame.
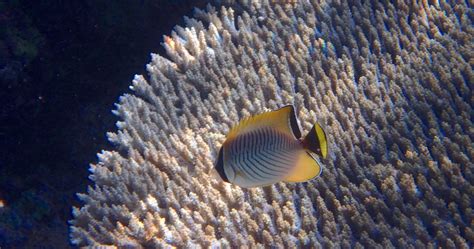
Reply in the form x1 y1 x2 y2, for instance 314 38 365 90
213 105 328 188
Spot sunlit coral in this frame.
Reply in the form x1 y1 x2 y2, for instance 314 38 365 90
70 0 473 247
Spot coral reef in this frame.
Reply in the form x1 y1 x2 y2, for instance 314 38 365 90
70 0 473 247
1 1 208 247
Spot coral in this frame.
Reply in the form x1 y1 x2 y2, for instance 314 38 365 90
70 0 473 247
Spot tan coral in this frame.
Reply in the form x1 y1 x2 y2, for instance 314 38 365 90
70 0 472 247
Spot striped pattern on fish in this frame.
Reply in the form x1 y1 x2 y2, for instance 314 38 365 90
225 127 301 187
214 105 328 188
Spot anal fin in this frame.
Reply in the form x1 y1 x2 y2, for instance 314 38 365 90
284 151 322 182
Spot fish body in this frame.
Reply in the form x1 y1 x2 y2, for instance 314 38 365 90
214 105 327 188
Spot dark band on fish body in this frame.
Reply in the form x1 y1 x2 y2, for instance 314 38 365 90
259 129 293 168
258 151 291 172
259 128 297 171
241 133 266 180
236 132 264 181
250 155 281 176
253 148 289 173
234 134 257 181
215 147 229 182
247 131 280 178
287 105 302 139
240 159 263 181
235 128 290 179
254 129 285 173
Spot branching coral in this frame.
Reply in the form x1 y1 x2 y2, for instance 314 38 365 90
70 0 473 247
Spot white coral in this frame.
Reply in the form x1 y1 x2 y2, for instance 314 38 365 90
70 0 473 247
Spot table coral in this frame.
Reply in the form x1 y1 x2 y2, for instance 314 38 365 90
70 0 473 247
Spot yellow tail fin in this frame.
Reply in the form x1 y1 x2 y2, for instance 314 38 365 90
302 123 328 159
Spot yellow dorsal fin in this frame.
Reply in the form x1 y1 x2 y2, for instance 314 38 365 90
284 151 322 182
226 105 301 140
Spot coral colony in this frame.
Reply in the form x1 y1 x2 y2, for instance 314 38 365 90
70 0 472 247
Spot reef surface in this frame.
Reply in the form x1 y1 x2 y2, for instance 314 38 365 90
70 0 472 247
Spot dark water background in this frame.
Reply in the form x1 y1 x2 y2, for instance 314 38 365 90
0 0 208 247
